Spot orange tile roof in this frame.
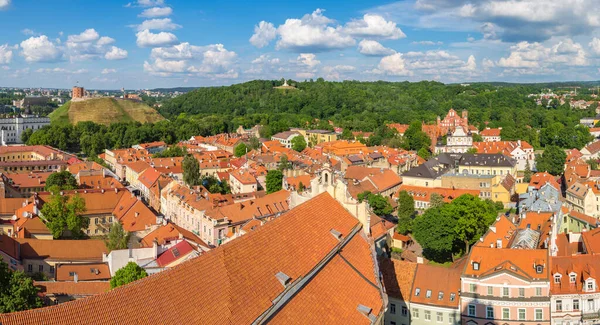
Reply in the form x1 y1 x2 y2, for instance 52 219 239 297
37 189 127 216
569 210 599 226
124 161 151 174
285 175 312 189
35 281 110 296
78 175 124 190
16 238 107 261
387 123 410 134
480 128 501 137
206 190 290 224
0 197 29 216
581 227 600 254
550 254 600 294
379 258 417 301
0 235 19 259
476 215 517 248
529 172 560 190
465 246 548 280
410 258 466 308
584 140 600 155
397 185 479 204
4 172 52 189
56 263 111 282
229 169 257 185
137 167 161 189
67 161 106 175
140 222 206 248
117 200 158 233
0 193 383 325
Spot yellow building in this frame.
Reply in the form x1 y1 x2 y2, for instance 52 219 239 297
293 129 338 146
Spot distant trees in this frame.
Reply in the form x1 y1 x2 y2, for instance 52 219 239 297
291 136 307 152
45 171 78 191
357 191 393 216
266 170 283 194
0 259 42 313
402 122 431 152
412 194 501 262
152 145 187 158
535 145 567 176
248 136 261 150
105 222 129 252
110 262 148 289
41 186 88 239
539 122 592 149
201 175 231 194
182 155 200 186
234 143 248 157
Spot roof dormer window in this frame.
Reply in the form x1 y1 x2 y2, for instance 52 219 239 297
587 280 595 291
554 274 561 284
438 291 444 300
415 288 421 296
473 262 480 270
426 290 432 298
536 265 544 274
570 274 577 283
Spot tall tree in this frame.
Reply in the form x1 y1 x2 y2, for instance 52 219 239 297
248 136 261 150
402 121 431 151
266 170 283 194
523 160 533 183
291 136 307 152
105 222 130 252
45 171 77 191
278 154 292 171
0 260 42 313
41 186 88 239
397 191 415 234
429 193 445 209
449 194 499 254
234 143 248 157
110 262 148 289
182 155 200 186
535 145 567 176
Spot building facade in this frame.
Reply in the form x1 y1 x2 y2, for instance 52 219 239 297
0 117 50 145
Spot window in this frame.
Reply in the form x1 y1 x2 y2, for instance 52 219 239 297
473 262 479 270
469 284 476 293
518 308 526 320
535 308 542 320
449 293 456 301
536 263 543 273
588 299 594 311
502 308 509 320
448 314 454 324
570 274 577 283
402 306 408 316
438 291 444 300
556 300 562 312
587 281 594 291
536 287 542 296
426 290 432 298
390 304 396 314
468 305 476 317
415 288 421 296
486 306 494 319
38 265 43 272
574 299 580 311
503 287 509 297
412 308 419 319
49 266 54 274
487 286 493 295
554 275 561 283
425 310 431 321
437 312 443 323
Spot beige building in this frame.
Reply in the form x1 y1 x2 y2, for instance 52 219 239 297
229 170 258 194
565 182 600 217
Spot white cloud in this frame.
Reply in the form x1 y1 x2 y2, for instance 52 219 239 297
344 14 406 39
137 0 164 6
0 44 14 64
144 58 187 73
101 68 117 74
249 21 277 48
151 42 203 59
21 29 37 36
358 39 396 56
20 35 63 63
139 6 172 18
497 39 588 70
105 46 128 60
411 40 443 46
144 43 238 78
0 0 9 10
67 29 100 43
482 58 495 69
97 37 115 46
136 29 178 48
374 53 412 76
296 53 320 68
134 18 181 31
36 68 88 74
276 9 355 52
369 50 479 79
192 44 237 74
589 38 600 56
322 65 356 80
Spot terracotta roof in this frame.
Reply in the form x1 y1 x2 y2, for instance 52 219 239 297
140 223 206 248
476 215 517 248
78 175 123 190
529 172 560 190
117 200 158 233
379 258 417 301
56 263 111 282
285 175 313 189
137 168 162 189
35 281 110 296
550 254 600 294
0 197 30 216
480 128 501 137
229 169 257 185
410 258 466 308
67 162 106 175
205 190 290 224
4 172 52 189
37 189 126 216
584 140 600 155
465 246 548 280
0 235 19 259
569 210 599 226
0 193 383 325
16 238 107 261
397 185 479 204
124 161 151 174
155 240 197 267
581 227 600 254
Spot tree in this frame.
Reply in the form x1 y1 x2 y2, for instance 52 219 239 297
466 147 478 154
449 195 499 255
587 159 599 171
41 187 88 239
535 145 567 176
472 133 483 142
152 145 187 158
110 262 148 289
402 121 431 151
21 128 33 143
248 136 261 150
234 143 248 157
396 191 415 234
266 170 283 194
429 193 445 209
412 207 458 263
417 147 431 160
45 171 77 191
182 155 200 186
297 182 305 192
523 160 533 182
291 135 307 152
278 154 292 171
0 260 42 313
105 222 130 252
358 191 393 216
339 128 354 140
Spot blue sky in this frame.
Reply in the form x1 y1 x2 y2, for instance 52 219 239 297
1 0 600 89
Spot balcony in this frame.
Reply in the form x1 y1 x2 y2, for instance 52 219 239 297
582 311 600 320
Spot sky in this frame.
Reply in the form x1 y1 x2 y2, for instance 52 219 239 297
2 0 600 89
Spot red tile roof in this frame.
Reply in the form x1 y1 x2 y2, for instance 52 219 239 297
0 193 383 325
155 240 197 267
35 281 110 296
56 263 111 282
410 258 466 308
379 258 417 301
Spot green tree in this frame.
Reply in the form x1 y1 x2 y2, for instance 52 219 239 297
110 262 148 289
234 143 248 157
402 122 431 151
523 160 533 182
297 181 305 192
0 261 42 313
105 222 130 252
278 154 292 171
449 194 499 254
182 155 200 186
397 191 415 234
587 159 599 171
21 128 33 143
45 171 78 191
152 145 187 158
358 191 393 216
412 207 458 263
41 187 88 239
429 193 445 209
466 147 478 154
248 136 261 150
535 145 567 176
472 133 483 142
339 128 354 140
291 136 307 152
417 147 431 160
266 170 283 194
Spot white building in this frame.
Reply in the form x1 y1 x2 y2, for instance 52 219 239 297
0 116 50 145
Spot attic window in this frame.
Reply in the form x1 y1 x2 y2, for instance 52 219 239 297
536 265 544 274
554 274 561 284
69 272 76 277
570 274 577 283
450 293 456 301
426 290 432 298
415 288 421 296
473 262 480 270
438 291 444 300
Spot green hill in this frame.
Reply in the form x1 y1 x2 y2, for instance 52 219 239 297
50 98 164 125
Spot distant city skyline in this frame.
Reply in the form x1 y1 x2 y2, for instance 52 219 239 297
1 0 600 89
